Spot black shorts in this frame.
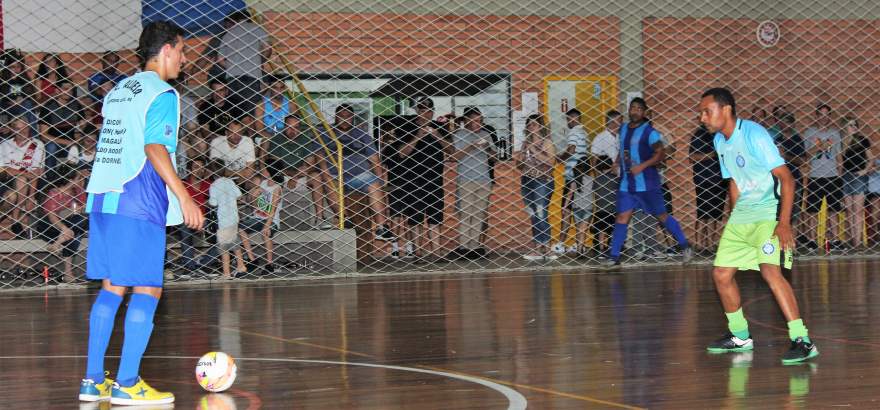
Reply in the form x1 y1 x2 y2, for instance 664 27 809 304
390 188 443 226
240 216 275 236
806 177 843 213
694 178 727 220
388 188 408 218
591 210 615 235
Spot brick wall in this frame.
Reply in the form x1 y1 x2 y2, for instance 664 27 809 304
644 17 880 231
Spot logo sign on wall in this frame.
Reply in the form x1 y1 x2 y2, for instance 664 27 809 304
756 20 780 48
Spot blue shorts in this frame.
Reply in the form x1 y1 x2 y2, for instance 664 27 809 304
616 189 667 216
86 213 167 287
345 171 383 193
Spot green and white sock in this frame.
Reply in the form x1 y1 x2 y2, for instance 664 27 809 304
787 319 811 343
726 308 750 340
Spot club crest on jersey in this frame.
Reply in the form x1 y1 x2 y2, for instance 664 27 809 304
165 124 173 136
762 242 775 255
736 153 746 168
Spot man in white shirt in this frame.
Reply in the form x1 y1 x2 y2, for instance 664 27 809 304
553 108 589 254
591 110 622 161
0 115 45 231
210 119 255 181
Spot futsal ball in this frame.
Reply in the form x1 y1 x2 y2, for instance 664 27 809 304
196 352 237 392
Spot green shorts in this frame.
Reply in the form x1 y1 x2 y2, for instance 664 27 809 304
714 220 793 271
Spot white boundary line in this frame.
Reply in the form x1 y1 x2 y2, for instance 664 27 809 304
0 355 528 410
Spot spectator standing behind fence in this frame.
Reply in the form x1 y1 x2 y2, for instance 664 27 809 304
0 52 31 105
603 98 692 266
689 123 727 253
803 104 843 251
514 114 556 261
776 113 807 245
39 81 83 168
208 160 247 279
87 51 126 103
589 110 621 258
868 158 880 246
34 163 86 283
1 115 45 238
449 107 494 260
397 97 450 259
841 117 871 250
210 119 256 181
552 108 589 255
315 104 394 241
266 114 326 229
239 159 284 274
173 157 214 274
4 85 40 138
35 53 69 103
219 10 270 117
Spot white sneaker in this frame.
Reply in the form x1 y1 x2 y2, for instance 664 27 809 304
565 245 578 254
522 254 543 261
544 254 560 261
551 243 566 254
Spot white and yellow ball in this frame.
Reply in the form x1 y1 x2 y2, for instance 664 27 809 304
195 352 237 393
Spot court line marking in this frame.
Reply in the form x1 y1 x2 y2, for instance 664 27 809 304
0 355 526 410
217 325 645 409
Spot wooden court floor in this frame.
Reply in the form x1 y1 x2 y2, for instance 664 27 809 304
2 258 880 409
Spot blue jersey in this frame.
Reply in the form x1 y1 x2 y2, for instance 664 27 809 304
618 122 663 192
86 90 179 226
714 119 786 224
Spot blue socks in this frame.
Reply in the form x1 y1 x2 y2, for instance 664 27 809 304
609 223 629 260
86 290 123 383
663 216 689 248
117 293 160 387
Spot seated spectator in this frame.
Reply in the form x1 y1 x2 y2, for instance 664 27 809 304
220 9 270 117
449 107 495 259
208 160 247 279
66 124 98 174
314 104 393 241
4 86 40 138
87 51 126 102
198 80 236 135
255 75 291 142
39 81 83 167
35 53 69 103
0 52 32 106
239 158 285 274
33 163 86 283
209 119 256 180
1 115 45 237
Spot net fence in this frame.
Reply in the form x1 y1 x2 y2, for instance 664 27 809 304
0 0 878 288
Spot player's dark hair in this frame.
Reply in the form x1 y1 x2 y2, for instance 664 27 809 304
630 97 648 110
137 21 184 69
701 88 737 117
335 103 354 115
566 108 581 118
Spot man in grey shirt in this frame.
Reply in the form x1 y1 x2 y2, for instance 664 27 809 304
803 104 843 249
219 10 271 117
450 107 494 258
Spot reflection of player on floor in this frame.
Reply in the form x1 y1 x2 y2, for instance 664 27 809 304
79 21 205 405
700 88 818 364
602 98 692 265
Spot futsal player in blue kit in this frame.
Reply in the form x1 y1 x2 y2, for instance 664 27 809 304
78 21 204 405
602 98 693 266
